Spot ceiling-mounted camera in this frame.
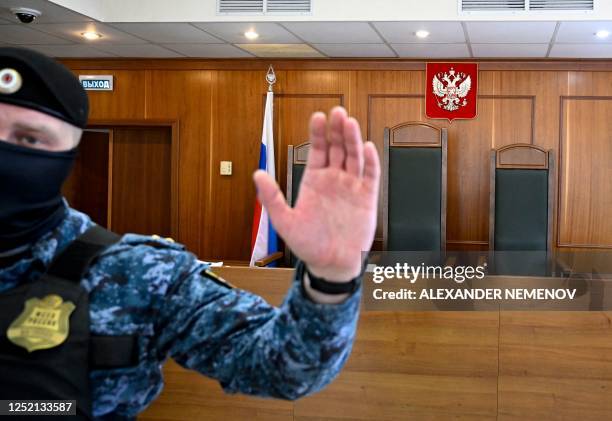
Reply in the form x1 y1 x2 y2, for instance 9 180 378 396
10 7 42 24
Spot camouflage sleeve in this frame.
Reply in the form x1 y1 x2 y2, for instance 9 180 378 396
154 258 361 400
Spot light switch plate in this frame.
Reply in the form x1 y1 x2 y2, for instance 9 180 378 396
220 161 232 176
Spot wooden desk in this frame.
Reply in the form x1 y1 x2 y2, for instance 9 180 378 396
139 267 612 421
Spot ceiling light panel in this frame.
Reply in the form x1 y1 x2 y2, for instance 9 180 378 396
35 22 147 44
193 22 300 43
556 21 612 43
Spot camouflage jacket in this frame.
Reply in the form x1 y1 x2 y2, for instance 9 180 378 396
0 207 361 419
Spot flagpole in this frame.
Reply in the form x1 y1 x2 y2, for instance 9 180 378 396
250 65 278 267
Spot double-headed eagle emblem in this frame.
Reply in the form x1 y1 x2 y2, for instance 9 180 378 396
432 68 471 112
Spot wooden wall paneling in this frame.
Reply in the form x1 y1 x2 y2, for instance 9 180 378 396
444 96 533 249
63 62 612 260
356 70 425 136
275 70 352 95
145 70 213 255
494 71 569 250
75 70 146 120
63 58 612 73
274 93 344 200
109 126 172 237
559 71 612 250
207 71 267 261
274 70 351 202
444 99 493 248
440 71 492 250
567 71 612 97
495 71 567 151
488 96 535 146
275 72 360 253
359 71 536 251
449 93 534 245
558 97 612 248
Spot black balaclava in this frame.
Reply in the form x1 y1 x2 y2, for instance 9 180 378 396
0 47 89 251
0 142 77 251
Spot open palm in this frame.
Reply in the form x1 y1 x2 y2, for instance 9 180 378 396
254 107 380 281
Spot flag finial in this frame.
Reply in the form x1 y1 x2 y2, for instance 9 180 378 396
266 65 276 92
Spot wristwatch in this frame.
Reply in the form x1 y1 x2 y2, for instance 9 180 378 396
297 260 362 295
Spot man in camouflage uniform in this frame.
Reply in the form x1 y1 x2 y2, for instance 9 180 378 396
0 47 380 419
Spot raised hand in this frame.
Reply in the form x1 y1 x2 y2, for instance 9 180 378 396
253 106 380 282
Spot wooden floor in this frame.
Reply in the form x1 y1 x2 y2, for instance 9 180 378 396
139 267 612 421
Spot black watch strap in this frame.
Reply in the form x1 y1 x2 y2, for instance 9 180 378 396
299 261 361 295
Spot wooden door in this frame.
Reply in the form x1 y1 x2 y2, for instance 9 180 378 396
109 127 172 237
63 129 110 227
63 126 173 238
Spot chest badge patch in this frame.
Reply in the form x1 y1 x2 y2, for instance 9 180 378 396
6 294 75 352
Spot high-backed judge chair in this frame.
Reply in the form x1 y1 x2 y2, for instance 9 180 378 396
383 122 447 251
284 142 309 266
488 144 554 275
254 142 309 267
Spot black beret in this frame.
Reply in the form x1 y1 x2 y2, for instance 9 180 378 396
0 47 89 128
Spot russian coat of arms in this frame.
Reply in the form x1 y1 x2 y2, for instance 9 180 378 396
432 68 471 112
426 62 478 122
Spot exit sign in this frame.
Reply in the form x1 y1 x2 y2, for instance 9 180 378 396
79 75 113 91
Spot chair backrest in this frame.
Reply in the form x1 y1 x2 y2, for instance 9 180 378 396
286 142 310 265
287 142 309 208
383 122 447 251
489 144 554 251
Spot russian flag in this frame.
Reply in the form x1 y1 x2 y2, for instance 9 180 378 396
250 91 278 266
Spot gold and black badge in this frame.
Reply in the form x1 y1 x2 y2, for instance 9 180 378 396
7 294 75 352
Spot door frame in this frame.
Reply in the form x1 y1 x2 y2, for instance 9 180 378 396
87 119 180 240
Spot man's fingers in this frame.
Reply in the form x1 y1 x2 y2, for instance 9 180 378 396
253 170 292 236
363 141 381 195
306 111 328 170
343 117 364 177
328 106 347 169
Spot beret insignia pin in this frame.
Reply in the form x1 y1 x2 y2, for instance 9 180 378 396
0 68 22 94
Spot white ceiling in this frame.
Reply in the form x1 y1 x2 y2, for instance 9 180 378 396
392 43 471 58
49 0 612 23
0 0 90 23
192 22 300 44
0 1 611 58
466 21 558 43
313 43 396 58
281 22 382 44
